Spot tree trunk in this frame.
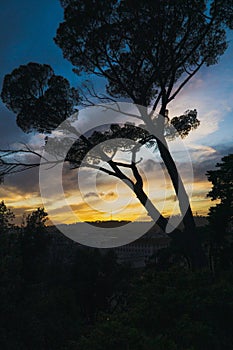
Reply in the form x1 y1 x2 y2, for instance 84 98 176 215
156 134 207 269
132 184 201 268
141 109 207 269
133 184 169 232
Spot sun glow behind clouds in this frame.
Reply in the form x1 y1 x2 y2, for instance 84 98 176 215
0 188 213 225
1 49 233 224
0 122 218 224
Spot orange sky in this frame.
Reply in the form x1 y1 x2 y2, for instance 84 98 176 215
1 71 230 225
0 91 223 225
0 154 214 225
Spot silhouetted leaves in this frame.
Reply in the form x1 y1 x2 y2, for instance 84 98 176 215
170 110 200 139
1 62 80 133
0 200 15 234
207 154 233 203
206 154 233 270
55 0 232 106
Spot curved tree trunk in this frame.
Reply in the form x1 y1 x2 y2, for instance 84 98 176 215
133 184 169 232
156 134 207 269
133 182 206 269
141 107 208 269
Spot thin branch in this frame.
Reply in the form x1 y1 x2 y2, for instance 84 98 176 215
81 82 117 104
113 161 132 168
168 59 205 102
149 90 162 116
79 162 118 178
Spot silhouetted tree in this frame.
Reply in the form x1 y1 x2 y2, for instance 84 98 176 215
1 62 79 133
207 154 233 207
53 0 233 268
24 207 48 233
206 154 233 270
46 120 198 231
54 1 233 265
0 200 15 234
20 207 50 283
1 1 233 267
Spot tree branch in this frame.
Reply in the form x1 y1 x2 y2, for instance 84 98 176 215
168 59 205 102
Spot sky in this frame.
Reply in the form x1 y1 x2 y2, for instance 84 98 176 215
0 0 233 225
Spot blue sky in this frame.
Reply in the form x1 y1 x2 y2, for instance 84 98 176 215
0 0 233 221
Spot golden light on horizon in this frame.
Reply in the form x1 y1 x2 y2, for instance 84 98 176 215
0 176 214 225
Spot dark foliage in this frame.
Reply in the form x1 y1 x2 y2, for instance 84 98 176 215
206 155 233 271
2 230 233 349
0 200 233 349
0 200 15 234
55 0 232 106
1 62 79 133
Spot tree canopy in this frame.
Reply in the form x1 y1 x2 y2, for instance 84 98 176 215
207 154 233 239
54 0 233 269
204 154 233 271
207 154 233 204
24 207 48 233
1 62 80 133
0 200 15 234
55 0 233 109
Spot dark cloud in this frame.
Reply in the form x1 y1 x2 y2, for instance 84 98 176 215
166 194 177 202
84 192 99 199
143 159 162 173
83 190 117 200
4 166 39 195
62 166 98 193
100 191 117 200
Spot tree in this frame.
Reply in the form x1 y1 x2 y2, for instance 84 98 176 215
207 154 233 206
23 207 48 233
1 1 233 268
206 154 233 270
1 62 79 133
0 200 15 234
0 94 200 257
20 207 49 282
53 0 233 268
45 119 198 232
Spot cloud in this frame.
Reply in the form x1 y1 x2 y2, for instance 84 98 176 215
143 159 159 172
4 166 40 194
84 192 99 199
100 191 118 200
185 110 223 144
192 143 233 182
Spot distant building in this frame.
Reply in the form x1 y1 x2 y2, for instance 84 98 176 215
39 217 208 267
113 236 170 267
108 216 208 267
